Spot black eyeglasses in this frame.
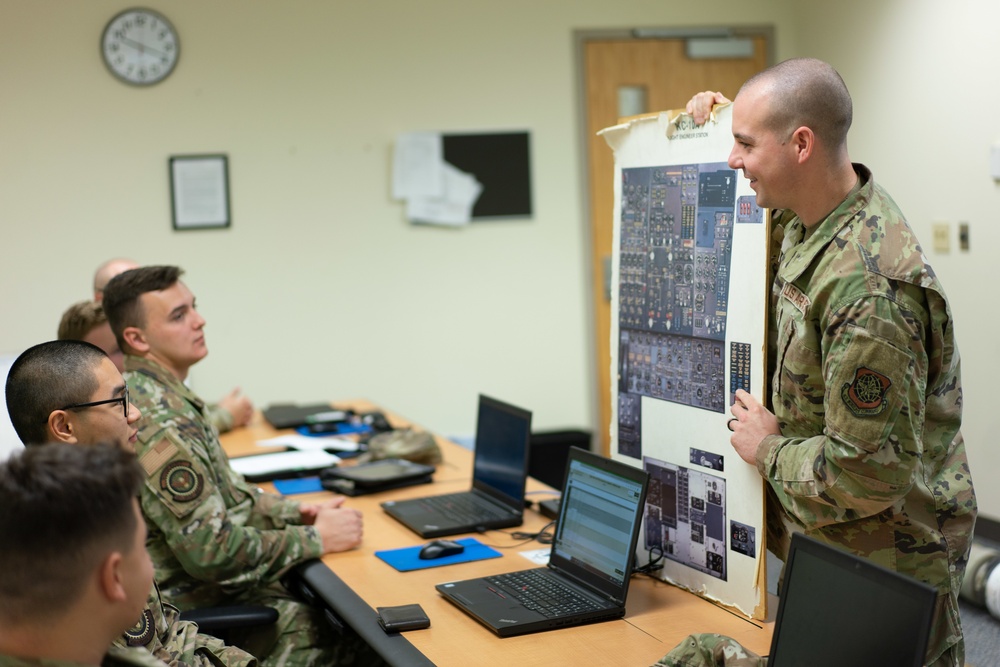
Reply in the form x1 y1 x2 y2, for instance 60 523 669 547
59 384 130 420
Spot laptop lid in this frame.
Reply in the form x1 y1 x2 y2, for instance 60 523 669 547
547 447 649 606
469 394 533 511
768 533 937 667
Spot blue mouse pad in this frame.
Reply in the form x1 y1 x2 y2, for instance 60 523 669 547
376 537 502 572
273 477 324 495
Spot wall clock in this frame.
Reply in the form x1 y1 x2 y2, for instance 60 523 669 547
101 8 179 86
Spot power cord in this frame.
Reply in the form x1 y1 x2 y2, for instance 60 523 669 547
632 545 664 579
477 520 556 549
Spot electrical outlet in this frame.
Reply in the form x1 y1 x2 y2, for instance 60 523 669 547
932 222 950 253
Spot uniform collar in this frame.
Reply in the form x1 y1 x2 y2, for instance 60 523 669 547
123 355 206 410
777 163 873 284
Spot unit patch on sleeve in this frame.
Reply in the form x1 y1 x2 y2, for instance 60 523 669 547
841 366 892 417
160 460 203 502
123 608 155 646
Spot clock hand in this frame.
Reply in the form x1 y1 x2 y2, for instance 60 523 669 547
119 36 169 58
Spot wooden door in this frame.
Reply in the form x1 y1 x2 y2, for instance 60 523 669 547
583 35 769 456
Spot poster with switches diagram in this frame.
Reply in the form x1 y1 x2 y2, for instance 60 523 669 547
600 106 768 620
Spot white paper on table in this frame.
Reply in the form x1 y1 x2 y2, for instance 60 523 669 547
406 162 483 226
392 132 444 200
256 434 360 453
518 547 551 566
229 450 341 477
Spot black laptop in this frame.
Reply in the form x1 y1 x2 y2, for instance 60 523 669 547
380 395 532 538
768 532 937 667
435 447 649 637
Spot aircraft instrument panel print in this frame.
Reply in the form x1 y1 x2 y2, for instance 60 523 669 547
617 162 736 457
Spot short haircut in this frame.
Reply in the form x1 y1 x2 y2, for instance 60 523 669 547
58 300 107 341
103 265 183 352
5 340 108 445
741 57 853 149
94 258 139 298
0 442 143 623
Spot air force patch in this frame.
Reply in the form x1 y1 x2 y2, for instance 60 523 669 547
124 608 154 646
160 460 203 502
841 366 892 417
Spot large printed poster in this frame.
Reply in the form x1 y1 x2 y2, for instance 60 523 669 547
601 105 768 619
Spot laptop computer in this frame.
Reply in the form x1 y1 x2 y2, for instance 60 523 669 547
380 395 532 539
435 447 649 637
768 532 937 667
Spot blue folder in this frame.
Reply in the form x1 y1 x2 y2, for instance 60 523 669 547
375 537 502 572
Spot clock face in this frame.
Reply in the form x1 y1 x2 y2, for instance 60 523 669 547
101 8 179 86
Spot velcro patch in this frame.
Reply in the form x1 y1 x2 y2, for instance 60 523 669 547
124 608 154 647
841 366 893 417
139 438 178 476
160 460 203 502
780 281 811 316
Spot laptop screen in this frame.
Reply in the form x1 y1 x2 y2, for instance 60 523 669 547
768 533 937 667
471 395 532 506
549 449 648 603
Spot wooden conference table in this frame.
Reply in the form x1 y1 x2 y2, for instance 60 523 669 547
221 400 774 666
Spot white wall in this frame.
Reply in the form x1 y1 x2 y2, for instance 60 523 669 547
4 0 996 520
792 0 1000 521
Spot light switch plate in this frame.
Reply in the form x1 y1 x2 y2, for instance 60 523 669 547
932 222 950 253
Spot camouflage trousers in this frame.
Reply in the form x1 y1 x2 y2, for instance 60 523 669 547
653 633 964 667
224 583 385 667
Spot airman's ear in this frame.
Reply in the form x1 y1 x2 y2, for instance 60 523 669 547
47 410 79 444
121 326 149 355
97 551 128 603
790 126 814 164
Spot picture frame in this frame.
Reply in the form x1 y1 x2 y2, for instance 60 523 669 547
169 154 231 230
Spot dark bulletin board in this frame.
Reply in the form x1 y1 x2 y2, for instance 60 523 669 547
442 132 532 219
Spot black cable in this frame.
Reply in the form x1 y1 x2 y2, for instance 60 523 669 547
477 520 556 549
632 545 664 578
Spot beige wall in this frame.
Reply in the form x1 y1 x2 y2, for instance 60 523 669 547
3 1 997 519
0 0 796 435
793 0 1000 521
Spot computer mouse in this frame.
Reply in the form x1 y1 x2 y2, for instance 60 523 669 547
418 539 465 560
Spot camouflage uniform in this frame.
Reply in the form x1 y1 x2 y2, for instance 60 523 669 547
124 356 375 667
205 403 234 435
114 584 256 667
0 646 169 667
758 165 976 666
654 634 764 667
654 165 976 667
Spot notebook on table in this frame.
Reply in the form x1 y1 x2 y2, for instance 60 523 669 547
767 532 937 667
380 394 532 539
435 447 649 637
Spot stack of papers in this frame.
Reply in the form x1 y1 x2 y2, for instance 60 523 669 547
230 450 341 482
256 434 360 453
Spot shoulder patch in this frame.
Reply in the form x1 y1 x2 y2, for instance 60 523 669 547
159 460 204 502
139 438 178 476
123 608 155 647
841 366 892 417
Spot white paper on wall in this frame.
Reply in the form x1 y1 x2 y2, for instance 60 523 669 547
600 105 769 620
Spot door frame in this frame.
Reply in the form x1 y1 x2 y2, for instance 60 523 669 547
573 26 775 456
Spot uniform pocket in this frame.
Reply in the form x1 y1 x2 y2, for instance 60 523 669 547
825 325 914 453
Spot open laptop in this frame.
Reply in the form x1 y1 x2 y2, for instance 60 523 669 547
380 395 532 538
768 532 937 667
436 447 649 637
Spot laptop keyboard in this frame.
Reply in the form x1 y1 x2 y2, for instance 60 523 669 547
416 493 509 524
487 570 602 618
